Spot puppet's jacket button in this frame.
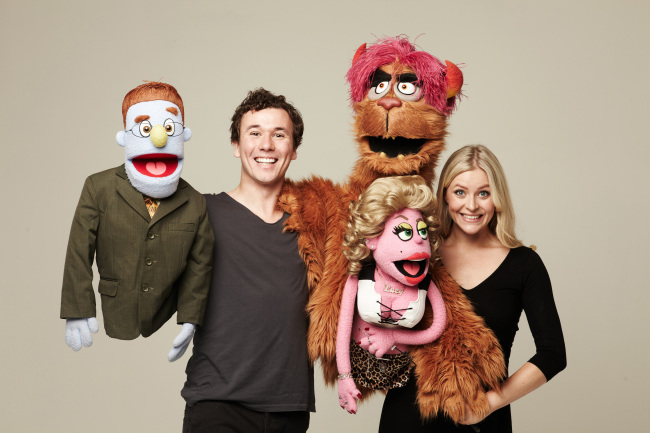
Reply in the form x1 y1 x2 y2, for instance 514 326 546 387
147 232 155 240
141 284 150 293
145 258 153 266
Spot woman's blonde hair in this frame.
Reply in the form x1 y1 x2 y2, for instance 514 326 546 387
436 145 523 248
343 175 441 274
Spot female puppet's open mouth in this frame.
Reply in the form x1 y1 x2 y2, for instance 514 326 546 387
394 252 430 284
131 154 179 177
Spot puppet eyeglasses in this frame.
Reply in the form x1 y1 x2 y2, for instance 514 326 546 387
127 119 185 138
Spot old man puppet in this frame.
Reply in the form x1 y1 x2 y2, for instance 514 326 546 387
60 82 214 362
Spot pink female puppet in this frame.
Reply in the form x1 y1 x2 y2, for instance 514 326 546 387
336 175 447 414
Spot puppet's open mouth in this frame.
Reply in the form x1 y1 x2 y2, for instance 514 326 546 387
394 255 429 285
132 154 179 177
368 136 426 158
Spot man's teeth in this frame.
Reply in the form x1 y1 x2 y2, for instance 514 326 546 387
255 158 276 164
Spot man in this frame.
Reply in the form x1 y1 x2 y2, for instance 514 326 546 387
181 88 314 433
60 82 214 359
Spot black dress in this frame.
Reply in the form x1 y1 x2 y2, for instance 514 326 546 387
379 247 566 432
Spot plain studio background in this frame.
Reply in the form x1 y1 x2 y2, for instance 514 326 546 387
1 1 648 432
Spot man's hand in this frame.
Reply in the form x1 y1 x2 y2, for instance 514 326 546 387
65 318 99 351
168 323 196 362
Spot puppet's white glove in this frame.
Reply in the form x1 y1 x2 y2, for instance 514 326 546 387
65 318 99 351
168 323 196 362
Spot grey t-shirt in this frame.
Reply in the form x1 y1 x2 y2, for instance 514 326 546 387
181 193 315 412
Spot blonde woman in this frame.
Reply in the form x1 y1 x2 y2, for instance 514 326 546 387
379 145 566 432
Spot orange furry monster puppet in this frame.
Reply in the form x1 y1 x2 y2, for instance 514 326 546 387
278 36 505 422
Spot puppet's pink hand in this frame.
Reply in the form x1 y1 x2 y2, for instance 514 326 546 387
360 327 395 358
337 377 362 414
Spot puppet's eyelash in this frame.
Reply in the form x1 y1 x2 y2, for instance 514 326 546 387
392 226 409 235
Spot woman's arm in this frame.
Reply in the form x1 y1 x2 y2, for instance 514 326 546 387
459 361 547 424
460 249 566 424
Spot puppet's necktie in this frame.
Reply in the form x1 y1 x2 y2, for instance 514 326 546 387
143 196 159 217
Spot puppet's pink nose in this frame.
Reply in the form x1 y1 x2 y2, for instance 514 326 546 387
377 97 402 110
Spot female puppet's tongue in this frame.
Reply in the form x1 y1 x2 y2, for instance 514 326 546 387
132 154 178 177
402 261 420 275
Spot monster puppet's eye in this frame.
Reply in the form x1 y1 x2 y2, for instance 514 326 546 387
393 223 414 241
396 82 417 95
375 81 389 94
417 221 428 239
164 119 175 136
139 121 152 137
368 81 391 100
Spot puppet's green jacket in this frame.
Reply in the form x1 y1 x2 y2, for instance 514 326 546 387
60 165 214 339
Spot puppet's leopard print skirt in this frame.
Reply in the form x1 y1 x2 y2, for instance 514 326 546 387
350 341 414 390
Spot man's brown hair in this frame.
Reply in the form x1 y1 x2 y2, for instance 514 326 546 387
230 88 304 149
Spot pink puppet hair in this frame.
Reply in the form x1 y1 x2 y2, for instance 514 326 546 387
346 36 462 116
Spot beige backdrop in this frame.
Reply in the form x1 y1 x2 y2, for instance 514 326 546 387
1 0 648 432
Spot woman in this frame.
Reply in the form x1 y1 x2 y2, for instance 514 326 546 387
379 145 567 432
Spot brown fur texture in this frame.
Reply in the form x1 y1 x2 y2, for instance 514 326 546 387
277 59 505 422
410 260 505 421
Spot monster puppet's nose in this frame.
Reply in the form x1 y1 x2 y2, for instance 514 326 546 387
150 124 168 148
377 97 402 110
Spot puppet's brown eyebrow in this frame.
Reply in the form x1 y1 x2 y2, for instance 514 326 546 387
370 69 392 87
134 115 150 124
166 107 178 116
394 214 409 221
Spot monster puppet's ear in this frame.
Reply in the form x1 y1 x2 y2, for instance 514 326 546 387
352 43 367 65
445 60 463 99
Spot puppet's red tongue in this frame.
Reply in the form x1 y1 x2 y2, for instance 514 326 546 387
403 261 420 275
132 154 178 177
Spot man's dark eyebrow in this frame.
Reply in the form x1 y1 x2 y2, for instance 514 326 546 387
396 73 418 83
370 69 392 87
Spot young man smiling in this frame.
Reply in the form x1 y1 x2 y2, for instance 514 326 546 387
229 98 298 222
181 89 314 433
